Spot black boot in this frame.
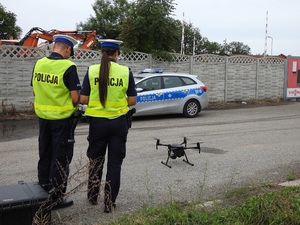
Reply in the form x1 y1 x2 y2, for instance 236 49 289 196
52 198 74 210
104 202 116 213
50 188 73 210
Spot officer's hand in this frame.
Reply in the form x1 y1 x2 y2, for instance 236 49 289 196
74 104 84 118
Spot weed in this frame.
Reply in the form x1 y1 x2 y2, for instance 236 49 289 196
196 159 208 202
144 169 154 206
223 167 238 198
32 157 93 224
167 184 174 203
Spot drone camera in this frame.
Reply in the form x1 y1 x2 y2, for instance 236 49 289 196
170 145 185 159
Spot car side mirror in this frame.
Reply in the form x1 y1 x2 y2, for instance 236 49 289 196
136 87 144 93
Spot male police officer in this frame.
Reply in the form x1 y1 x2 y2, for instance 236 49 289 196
31 34 81 209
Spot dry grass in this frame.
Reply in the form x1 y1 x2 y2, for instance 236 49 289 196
207 98 290 110
0 111 37 121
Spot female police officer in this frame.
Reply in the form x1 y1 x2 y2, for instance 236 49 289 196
80 39 137 213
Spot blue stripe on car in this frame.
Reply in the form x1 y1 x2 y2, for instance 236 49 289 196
137 88 204 103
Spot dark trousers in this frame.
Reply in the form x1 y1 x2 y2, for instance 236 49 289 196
87 115 128 205
38 117 74 199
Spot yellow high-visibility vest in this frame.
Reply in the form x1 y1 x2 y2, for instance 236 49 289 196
32 57 77 120
84 62 129 119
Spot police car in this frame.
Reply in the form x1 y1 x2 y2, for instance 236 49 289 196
132 68 208 118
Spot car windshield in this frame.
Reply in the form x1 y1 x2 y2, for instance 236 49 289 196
136 76 161 91
134 77 144 82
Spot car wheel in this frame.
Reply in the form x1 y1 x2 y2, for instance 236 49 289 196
183 99 200 118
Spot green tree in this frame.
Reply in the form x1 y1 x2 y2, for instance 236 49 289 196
0 4 22 39
120 0 178 53
77 0 131 48
179 22 224 55
200 39 222 54
221 41 251 55
76 0 252 55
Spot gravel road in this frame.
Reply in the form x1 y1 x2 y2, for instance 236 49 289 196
1 102 300 224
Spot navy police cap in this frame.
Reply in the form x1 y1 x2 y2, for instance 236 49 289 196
99 39 123 50
53 34 77 56
53 34 77 47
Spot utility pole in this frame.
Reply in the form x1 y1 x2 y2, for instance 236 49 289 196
267 36 273 55
192 29 195 56
263 11 268 56
180 12 185 55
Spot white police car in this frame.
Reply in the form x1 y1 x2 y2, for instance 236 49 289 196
132 69 208 118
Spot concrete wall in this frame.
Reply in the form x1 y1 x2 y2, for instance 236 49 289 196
0 46 286 113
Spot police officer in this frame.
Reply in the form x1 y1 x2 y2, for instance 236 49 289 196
31 34 81 209
80 39 137 213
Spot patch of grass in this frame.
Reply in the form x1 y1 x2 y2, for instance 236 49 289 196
223 185 258 202
231 186 300 224
260 181 273 188
287 171 297 181
108 186 300 225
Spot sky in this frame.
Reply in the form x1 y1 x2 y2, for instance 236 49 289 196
1 0 300 56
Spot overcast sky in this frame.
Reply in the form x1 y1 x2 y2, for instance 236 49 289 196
1 0 299 56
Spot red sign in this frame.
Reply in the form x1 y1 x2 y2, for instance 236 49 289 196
286 57 300 98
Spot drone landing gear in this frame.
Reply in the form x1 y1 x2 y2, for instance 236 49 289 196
161 160 172 168
161 149 194 168
183 154 194 167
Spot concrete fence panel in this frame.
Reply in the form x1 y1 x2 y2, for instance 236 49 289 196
0 46 286 113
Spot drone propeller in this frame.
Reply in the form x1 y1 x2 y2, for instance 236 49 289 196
180 137 187 147
156 139 160 149
181 136 196 146
155 138 172 149
183 141 203 153
197 142 201 153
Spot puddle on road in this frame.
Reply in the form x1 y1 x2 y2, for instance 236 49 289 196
0 120 38 142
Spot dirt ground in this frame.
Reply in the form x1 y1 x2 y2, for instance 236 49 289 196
1 98 300 225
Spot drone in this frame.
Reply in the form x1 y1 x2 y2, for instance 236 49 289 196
155 137 203 168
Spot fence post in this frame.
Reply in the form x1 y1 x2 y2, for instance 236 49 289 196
255 58 259 99
149 53 152 68
224 56 228 102
190 55 193 74
283 57 288 100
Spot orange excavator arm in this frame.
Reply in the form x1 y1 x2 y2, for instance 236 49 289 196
18 27 54 47
64 30 97 49
1 27 97 50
